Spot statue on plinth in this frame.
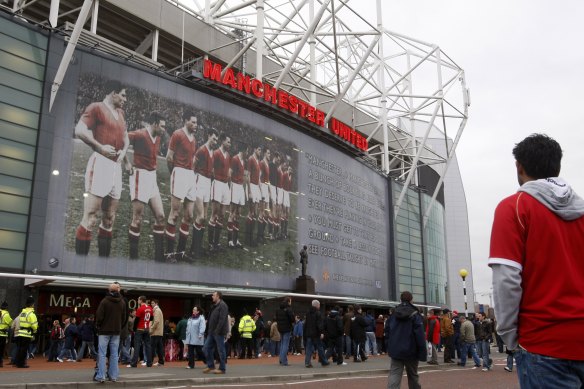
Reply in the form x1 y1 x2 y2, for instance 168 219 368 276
299 245 308 277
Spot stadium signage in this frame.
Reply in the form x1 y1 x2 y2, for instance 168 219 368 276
203 59 368 152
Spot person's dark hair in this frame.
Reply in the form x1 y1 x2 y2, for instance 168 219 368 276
433 309 441 315
148 111 165 125
138 295 147 303
242 308 248 315
214 291 223 299
400 291 413 303
104 79 124 95
218 132 229 143
207 127 219 139
182 109 196 122
513 133 562 179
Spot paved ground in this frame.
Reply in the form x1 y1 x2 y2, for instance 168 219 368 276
0 350 518 388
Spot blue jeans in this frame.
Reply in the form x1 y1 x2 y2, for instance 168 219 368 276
304 337 328 366
516 348 584 389
279 331 291 365
204 334 226 372
119 335 131 363
365 332 377 355
97 335 119 381
460 342 481 367
477 340 491 368
506 353 514 371
343 335 352 357
270 340 280 356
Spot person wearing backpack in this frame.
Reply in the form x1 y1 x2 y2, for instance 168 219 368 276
386 291 426 389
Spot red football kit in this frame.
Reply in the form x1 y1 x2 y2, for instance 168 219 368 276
135 303 153 331
168 128 196 170
213 148 230 182
128 128 160 171
259 160 270 184
80 102 126 160
247 155 260 185
194 145 213 178
489 192 584 360
230 154 245 185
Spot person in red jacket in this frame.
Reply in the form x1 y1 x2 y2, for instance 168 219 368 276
426 309 441 365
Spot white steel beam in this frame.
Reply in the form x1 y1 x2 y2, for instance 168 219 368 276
48 0 59 28
49 0 93 112
90 0 98 33
273 0 331 89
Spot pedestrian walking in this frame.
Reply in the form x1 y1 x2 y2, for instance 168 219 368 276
386 291 426 389
202 291 229 374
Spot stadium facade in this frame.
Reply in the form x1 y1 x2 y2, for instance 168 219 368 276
0 0 474 319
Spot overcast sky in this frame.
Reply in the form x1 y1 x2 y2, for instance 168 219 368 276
374 0 584 301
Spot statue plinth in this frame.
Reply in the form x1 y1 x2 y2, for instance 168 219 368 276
295 275 315 294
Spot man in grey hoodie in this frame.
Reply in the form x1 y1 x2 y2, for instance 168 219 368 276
489 134 584 388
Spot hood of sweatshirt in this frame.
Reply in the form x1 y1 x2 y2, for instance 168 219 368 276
519 177 584 220
393 303 417 321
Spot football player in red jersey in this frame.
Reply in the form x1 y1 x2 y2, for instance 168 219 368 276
74 80 131 257
227 144 248 248
164 111 197 262
126 111 167 261
190 128 219 257
257 148 271 244
208 133 232 251
245 145 262 246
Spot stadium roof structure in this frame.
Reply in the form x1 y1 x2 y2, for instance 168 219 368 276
5 0 470 224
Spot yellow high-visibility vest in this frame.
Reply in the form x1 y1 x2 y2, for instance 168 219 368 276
17 307 38 338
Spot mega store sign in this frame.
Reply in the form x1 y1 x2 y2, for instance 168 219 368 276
202 59 368 152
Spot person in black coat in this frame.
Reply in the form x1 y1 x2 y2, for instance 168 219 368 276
324 306 345 365
350 305 367 362
386 291 426 389
275 297 294 366
303 300 329 367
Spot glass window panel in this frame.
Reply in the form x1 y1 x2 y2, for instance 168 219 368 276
0 18 48 49
0 67 43 97
0 211 28 232
412 278 425 287
0 175 32 196
400 276 412 284
0 137 36 162
412 269 424 278
0 33 46 65
411 261 423 270
0 84 42 112
0 51 45 80
398 266 411 276
0 192 30 214
0 120 37 145
398 258 411 267
0 248 24 269
0 102 39 128
0 229 26 250
412 286 425 295
0 156 33 179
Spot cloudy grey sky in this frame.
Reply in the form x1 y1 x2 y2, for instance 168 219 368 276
376 0 584 300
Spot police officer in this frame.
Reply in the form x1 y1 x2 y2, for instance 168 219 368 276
238 309 256 359
0 301 13 367
15 296 38 368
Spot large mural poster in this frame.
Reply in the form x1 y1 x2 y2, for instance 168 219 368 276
38 48 390 298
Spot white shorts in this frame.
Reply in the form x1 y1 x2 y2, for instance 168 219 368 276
276 186 284 205
283 190 290 207
211 180 230 205
230 182 246 206
85 152 123 199
195 174 212 202
269 184 277 204
170 167 196 201
249 183 261 204
130 168 159 203
260 182 269 202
